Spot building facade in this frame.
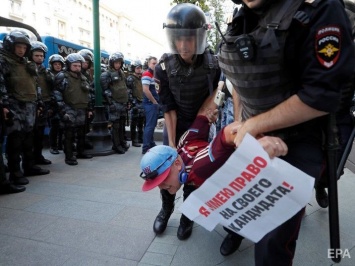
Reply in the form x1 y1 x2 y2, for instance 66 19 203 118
0 0 166 60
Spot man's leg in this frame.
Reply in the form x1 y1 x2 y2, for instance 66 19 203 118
33 124 51 164
119 116 130 151
49 117 60 154
177 184 195 240
111 121 125 154
76 125 93 159
7 131 28 185
255 209 305 266
22 130 50 176
64 127 78 165
142 104 156 154
153 189 175 234
0 141 25 194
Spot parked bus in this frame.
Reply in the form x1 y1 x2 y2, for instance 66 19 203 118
0 33 113 68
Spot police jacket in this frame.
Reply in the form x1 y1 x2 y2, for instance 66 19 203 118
0 49 38 104
37 65 54 102
218 0 355 120
100 68 128 104
155 48 221 123
126 74 143 104
54 70 91 110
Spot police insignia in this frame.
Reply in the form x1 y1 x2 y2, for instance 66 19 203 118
316 26 341 68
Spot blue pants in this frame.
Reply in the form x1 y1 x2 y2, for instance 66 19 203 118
142 103 159 152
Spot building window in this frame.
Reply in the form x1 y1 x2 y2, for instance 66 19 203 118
10 0 22 15
45 17 51 26
58 21 66 35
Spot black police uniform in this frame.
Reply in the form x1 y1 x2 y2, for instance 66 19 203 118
154 50 220 239
218 0 355 264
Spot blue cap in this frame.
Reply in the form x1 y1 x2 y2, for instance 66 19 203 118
140 145 178 191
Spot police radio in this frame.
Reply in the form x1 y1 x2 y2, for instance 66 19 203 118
214 90 225 107
215 22 256 62
234 34 255 61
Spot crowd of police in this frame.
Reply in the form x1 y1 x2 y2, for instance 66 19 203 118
0 30 148 194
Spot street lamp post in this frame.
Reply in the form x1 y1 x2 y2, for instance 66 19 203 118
86 0 115 156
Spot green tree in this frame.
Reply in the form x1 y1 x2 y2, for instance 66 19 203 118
170 0 226 52
171 0 209 11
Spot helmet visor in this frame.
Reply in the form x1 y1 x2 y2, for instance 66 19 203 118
165 27 207 55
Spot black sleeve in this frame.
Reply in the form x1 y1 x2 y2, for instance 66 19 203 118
293 0 355 112
155 63 178 113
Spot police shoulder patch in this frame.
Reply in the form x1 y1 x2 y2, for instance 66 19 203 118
315 25 341 69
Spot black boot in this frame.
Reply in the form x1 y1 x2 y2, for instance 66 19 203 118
9 171 29 185
315 187 328 208
121 141 130 151
64 128 78 164
65 156 78 166
0 182 26 194
35 156 52 165
120 119 130 151
153 189 175 234
177 214 194 240
111 123 125 154
220 231 244 256
23 165 50 176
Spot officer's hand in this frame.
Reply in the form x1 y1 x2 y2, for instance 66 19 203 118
257 136 288 158
88 111 93 118
231 119 258 147
109 104 116 112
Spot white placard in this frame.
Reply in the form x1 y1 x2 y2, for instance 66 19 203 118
179 134 314 242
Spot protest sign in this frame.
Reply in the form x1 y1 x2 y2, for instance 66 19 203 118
179 134 314 242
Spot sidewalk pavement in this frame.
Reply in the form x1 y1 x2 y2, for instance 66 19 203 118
0 142 354 266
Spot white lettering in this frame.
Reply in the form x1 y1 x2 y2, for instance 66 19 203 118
318 27 340 35
327 248 351 259
318 36 339 45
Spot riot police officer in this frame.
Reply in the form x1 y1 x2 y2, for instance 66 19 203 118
126 60 145 147
0 30 50 185
217 0 355 264
100 52 130 154
30 41 53 165
153 3 221 241
78 49 95 149
47 54 65 155
54 53 93 165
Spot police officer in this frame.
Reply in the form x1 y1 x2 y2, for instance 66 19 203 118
126 60 145 147
78 49 95 150
315 0 355 208
54 53 93 165
0 30 50 185
30 41 53 165
100 52 130 154
153 3 221 241
217 0 355 264
47 54 65 155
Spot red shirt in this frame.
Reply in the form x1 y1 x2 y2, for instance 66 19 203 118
177 116 236 187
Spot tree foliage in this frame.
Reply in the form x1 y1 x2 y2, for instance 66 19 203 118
170 0 209 11
170 0 227 52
